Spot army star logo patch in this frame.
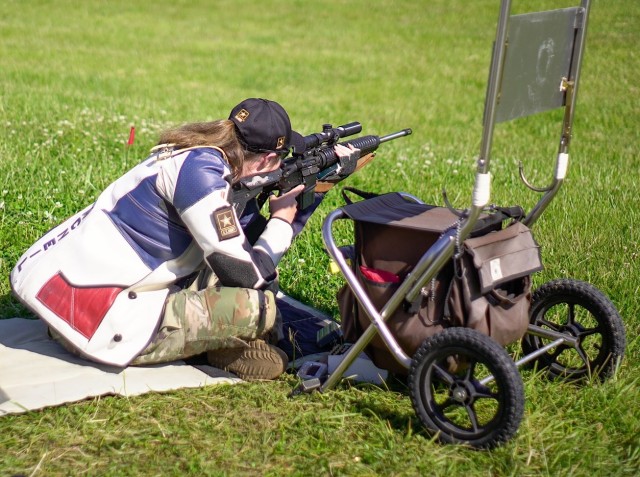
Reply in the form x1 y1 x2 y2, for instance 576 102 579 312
234 108 250 122
212 206 240 240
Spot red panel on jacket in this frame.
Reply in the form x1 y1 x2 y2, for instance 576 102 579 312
36 273 124 339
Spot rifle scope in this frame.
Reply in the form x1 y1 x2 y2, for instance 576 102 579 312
302 122 362 150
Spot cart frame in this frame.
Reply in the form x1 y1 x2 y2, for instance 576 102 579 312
319 0 594 391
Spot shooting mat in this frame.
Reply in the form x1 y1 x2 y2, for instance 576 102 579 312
0 293 335 416
0 318 241 416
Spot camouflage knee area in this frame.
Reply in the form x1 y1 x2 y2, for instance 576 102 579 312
200 287 276 338
133 287 277 365
179 286 277 356
131 311 186 365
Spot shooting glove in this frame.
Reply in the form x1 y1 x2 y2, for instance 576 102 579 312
316 152 375 193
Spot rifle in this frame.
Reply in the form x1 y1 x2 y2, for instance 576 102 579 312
232 122 412 215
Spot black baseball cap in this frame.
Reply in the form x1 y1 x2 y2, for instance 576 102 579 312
229 98 305 155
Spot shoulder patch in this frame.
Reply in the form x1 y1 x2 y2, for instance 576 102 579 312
212 206 241 241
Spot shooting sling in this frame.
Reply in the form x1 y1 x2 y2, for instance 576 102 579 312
337 191 543 374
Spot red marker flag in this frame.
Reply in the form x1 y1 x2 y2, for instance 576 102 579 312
127 126 135 146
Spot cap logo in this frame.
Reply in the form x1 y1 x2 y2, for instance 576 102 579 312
276 136 286 149
234 109 250 122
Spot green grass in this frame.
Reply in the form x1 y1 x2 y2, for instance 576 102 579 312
1 0 639 475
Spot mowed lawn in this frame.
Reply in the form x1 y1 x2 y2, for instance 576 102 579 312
1 0 638 475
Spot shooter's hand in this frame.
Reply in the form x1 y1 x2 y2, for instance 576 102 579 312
269 184 305 224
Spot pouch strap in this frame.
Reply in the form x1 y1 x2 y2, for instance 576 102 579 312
341 187 380 205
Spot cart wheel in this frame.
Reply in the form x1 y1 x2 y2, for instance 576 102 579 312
409 328 524 449
522 279 626 381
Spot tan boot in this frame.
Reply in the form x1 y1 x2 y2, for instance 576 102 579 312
207 340 288 381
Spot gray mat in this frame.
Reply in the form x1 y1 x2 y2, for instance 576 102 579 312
0 318 240 416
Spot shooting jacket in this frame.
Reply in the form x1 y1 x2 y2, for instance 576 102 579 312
10 147 294 366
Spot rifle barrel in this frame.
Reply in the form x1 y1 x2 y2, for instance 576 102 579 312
379 128 412 143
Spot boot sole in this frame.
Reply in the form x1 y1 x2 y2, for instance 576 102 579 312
208 341 287 381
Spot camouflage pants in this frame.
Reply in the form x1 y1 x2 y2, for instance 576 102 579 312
131 285 277 365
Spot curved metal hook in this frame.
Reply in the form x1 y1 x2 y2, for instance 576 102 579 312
442 189 466 218
518 161 554 192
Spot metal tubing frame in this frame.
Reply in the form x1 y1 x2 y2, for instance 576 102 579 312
320 209 410 391
317 0 592 392
320 1 513 392
478 0 513 175
522 0 591 227
479 324 583 386
319 2 511 392
321 201 482 392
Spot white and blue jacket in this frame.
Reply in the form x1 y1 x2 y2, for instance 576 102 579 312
10 147 295 366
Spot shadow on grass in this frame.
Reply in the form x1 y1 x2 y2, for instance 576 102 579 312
344 376 429 435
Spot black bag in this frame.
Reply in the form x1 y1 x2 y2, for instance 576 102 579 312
337 192 543 375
